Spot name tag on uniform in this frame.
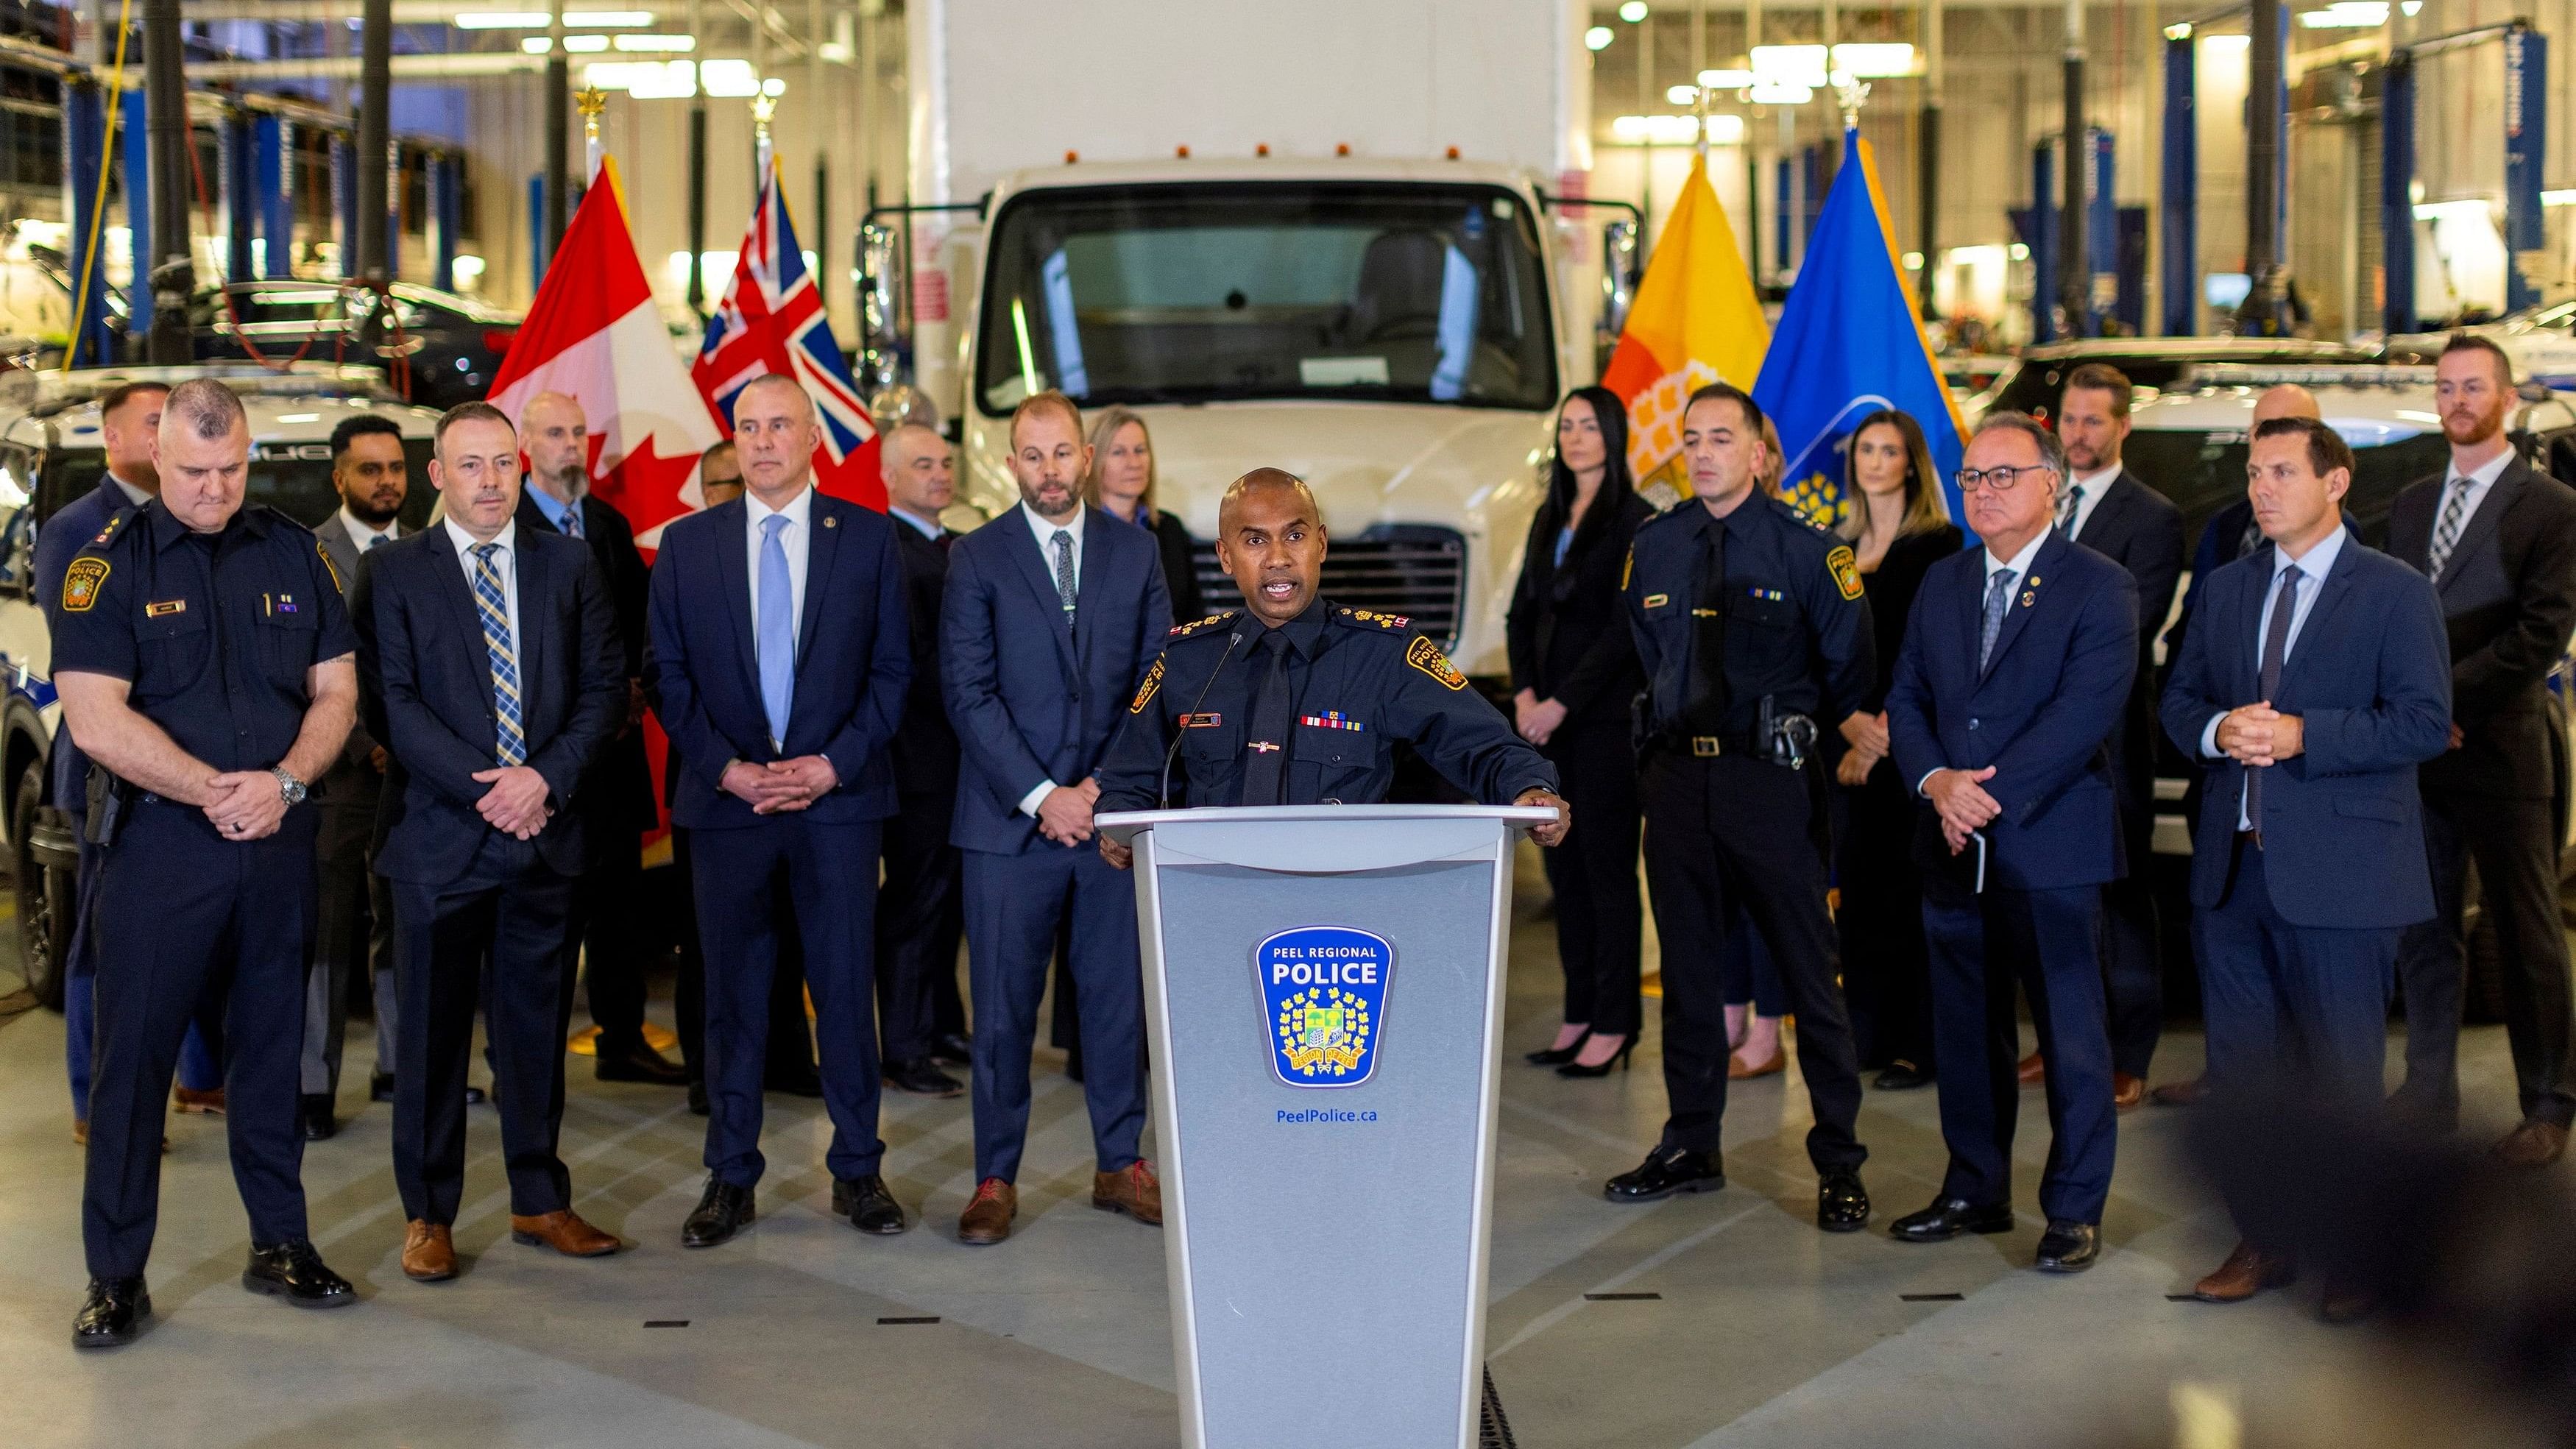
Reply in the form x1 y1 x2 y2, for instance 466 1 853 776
144 598 185 618
1179 712 1222 729
1642 593 1670 609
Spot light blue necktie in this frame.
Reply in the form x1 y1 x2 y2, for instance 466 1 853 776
469 543 526 765
1978 567 2015 673
757 512 795 749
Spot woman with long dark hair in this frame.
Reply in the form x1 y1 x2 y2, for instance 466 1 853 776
1509 386 1655 1077
1831 408 1964 1088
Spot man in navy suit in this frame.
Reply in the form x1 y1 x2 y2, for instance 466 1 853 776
2161 416 2450 1313
943 389 1172 1246
354 402 629 1283
1886 411 2138 1274
647 373 914 1247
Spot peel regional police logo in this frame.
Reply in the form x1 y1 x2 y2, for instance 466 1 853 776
1256 926 1392 1088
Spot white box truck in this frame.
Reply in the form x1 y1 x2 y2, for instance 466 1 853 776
864 0 1622 679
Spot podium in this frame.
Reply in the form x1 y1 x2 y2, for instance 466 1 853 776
1097 804 1556 1449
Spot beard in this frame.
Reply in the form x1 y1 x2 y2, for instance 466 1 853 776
2442 402 2505 447
344 492 402 527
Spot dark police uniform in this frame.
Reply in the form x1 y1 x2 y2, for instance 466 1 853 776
1097 598 1558 812
54 499 353 1282
1623 493 1874 1179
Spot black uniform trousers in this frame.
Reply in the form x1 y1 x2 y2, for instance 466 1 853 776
302 793 394 1098
694 815 885 1186
876 787 965 1062
2396 788 2576 1128
1920 873 2117 1225
1837 759 1935 1071
1640 751 1865 1171
390 832 581 1224
85 800 318 1279
1542 720 1643 1037
669 829 816 1087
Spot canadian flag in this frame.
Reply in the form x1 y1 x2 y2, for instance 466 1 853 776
488 158 726 556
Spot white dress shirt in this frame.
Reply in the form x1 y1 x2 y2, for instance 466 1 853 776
889 506 942 541
2062 465 2120 539
2200 522 2350 829
106 471 150 509
2426 447 2516 569
745 484 815 651
444 517 520 661
1015 501 1091 818
1916 528 2052 797
339 508 398 552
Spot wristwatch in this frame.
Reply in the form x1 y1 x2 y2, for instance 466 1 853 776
271 768 308 806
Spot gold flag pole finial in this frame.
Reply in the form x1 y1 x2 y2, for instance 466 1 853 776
577 85 609 180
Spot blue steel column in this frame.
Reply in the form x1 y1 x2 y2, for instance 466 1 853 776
120 88 151 340
224 108 255 283
2504 26 2548 312
62 79 112 366
2380 53 2415 336
334 131 358 279
2161 35 2196 336
254 113 291 278
432 152 461 292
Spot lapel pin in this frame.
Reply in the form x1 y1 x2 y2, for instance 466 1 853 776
824 516 838 528
2020 592 2036 607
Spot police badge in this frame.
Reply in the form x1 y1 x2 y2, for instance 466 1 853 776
1256 925 1393 1088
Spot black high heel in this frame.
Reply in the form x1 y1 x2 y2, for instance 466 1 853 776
1557 1035 1635 1078
1526 1029 1592 1067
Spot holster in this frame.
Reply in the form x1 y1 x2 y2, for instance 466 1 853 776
84 765 131 848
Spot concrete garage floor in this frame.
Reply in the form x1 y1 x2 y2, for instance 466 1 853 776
0 846 2548 1449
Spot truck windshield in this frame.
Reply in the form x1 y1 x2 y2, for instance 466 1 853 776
975 182 1557 415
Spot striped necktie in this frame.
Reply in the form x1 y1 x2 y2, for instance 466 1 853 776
470 542 527 766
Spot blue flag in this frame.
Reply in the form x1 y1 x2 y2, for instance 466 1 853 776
1752 130 1972 540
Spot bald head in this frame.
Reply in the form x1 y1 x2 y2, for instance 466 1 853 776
881 421 953 520
2251 384 2321 426
1217 468 1318 536
1215 468 1328 626
732 373 820 506
520 390 589 503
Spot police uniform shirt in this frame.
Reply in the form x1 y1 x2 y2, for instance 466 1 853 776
52 500 355 773
1096 598 1559 812
1623 494 1874 743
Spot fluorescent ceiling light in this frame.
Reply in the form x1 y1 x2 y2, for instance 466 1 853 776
2165 21 2193 38
2299 2 2388 26
1750 44 1828 86
1610 114 1745 146
2412 199 2494 221
562 33 608 51
1830 43 1916 77
2543 189 2576 207
1585 25 1614 50
563 10 652 24
1746 80 1814 105
2202 32 2251 50
1696 68 1755 89
454 10 549 27
585 59 695 97
519 34 550 52
613 32 693 50
1618 1 1649 21
698 57 758 96
1666 84 1700 104
760 76 787 96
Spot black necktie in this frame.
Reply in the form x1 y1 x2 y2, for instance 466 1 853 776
1241 631 1292 806
1683 525 1729 733
2248 563 2301 847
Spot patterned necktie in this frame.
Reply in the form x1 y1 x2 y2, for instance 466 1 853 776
2054 484 2079 537
2248 564 2301 846
757 513 796 749
2425 475 2470 579
2236 512 2262 559
1241 631 1292 805
469 542 526 766
561 501 584 539
367 532 387 551
1978 567 2016 673
1050 528 1077 623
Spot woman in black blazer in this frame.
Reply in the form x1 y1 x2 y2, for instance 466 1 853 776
1085 405 1206 623
1508 386 1654 1077
1831 408 1965 1090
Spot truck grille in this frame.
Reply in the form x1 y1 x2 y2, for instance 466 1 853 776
1191 524 1468 650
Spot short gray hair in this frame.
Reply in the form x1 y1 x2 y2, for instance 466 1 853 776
1970 409 2068 496
163 378 247 441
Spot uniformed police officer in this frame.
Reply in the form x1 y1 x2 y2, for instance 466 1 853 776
1608 382 1876 1232
1097 467 1568 851
54 379 361 1347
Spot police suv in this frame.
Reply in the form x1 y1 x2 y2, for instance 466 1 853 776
0 364 440 1009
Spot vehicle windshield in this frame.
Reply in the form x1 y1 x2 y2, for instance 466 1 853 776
43 439 438 533
2122 425 2453 554
974 182 1557 414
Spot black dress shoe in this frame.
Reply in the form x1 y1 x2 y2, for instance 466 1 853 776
1817 1169 1871 1232
241 1240 355 1308
766 1064 827 1098
682 1178 755 1248
73 1277 149 1348
596 1038 689 1085
1525 1030 1590 1066
930 1031 973 1068
883 1057 965 1098
1604 1147 1724 1202
687 1078 710 1117
832 1175 910 1235
300 1095 337 1141
2034 1219 2101 1272
1872 1059 1932 1091
369 1070 397 1103
1889 1196 2016 1242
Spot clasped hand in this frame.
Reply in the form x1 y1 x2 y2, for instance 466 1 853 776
202 770 287 842
1041 778 1101 846
1924 765 2000 854
721 757 839 815
472 765 553 839
2215 701 2305 768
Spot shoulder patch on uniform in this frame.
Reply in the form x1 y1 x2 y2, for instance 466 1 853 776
1170 610 1240 640
316 538 342 592
62 556 108 612
1825 545 1864 602
1404 635 1468 691
1129 656 1165 714
1334 606 1410 630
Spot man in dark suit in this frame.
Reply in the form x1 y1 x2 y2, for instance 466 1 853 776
877 422 969 1097
2161 416 2451 1311
2027 363 2183 1108
647 374 914 1247
944 389 1172 1246
1886 411 2138 1274
353 401 630 1283
516 391 685 1086
300 414 411 1139
2385 335 2576 1166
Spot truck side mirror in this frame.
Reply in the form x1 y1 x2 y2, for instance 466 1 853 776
856 222 905 396
1600 219 1639 341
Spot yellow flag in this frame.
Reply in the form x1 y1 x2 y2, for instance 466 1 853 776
1599 154 1769 495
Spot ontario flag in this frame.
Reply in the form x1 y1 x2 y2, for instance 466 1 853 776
489 157 726 556
1599 152 1769 500
693 161 884 509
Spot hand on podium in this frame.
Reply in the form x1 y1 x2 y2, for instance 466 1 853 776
1100 832 1133 871
1516 787 1570 847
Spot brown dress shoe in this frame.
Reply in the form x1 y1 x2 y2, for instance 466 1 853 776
2492 1119 2569 1169
1727 1049 1786 1080
1093 1161 1164 1226
2149 1075 2208 1108
2112 1072 2145 1110
172 1086 226 1116
402 1221 457 1282
509 1209 625 1258
959 1178 1018 1245
2192 1241 2296 1303
2015 1053 2045 1086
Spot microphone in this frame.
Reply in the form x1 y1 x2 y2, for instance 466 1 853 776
1159 629 1244 810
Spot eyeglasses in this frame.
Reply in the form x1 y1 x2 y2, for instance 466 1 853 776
1953 464 2056 493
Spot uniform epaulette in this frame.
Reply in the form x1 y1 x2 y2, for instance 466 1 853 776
1633 501 1694 534
87 507 133 548
1331 606 1412 631
1168 610 1241 640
